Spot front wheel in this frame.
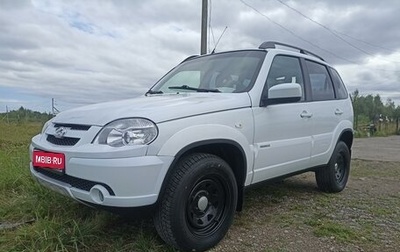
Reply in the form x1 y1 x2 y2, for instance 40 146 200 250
154 153 238 252
315 141 351 193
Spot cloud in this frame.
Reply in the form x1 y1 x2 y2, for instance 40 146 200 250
0 0 400 113
0 98 21 103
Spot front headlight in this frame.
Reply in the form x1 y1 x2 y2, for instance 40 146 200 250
41 119 53 134
94 118 158 147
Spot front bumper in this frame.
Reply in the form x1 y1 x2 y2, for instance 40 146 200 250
30 155 174 207
30 133 174 208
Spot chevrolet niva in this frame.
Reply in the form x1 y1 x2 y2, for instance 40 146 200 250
30 41 353 251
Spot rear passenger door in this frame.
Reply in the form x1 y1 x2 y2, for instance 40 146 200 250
304 60 344 166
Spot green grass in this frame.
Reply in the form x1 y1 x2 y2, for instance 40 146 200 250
1 122 399 251
354 121 399 138
350 159 400 178
305 219 358 241
0 122 173 251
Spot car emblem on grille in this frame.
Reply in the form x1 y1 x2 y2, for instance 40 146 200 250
55 127 68 139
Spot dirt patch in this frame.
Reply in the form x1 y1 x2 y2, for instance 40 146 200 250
352 135 400 162
211 136 400 252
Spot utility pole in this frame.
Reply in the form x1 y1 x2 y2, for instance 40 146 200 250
6 105 9 123
52 98 59 115
200 0 208 55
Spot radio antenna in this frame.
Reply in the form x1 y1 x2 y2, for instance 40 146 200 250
211 26 228 54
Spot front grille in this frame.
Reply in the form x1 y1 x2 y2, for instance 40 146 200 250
47 135 80 146
34 168 115 196
53 123 91 131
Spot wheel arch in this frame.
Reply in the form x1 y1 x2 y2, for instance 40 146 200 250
157 139 247 211
338 129 353 151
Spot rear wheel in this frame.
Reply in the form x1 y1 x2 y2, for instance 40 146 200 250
316 141 351 193
154 153 237 252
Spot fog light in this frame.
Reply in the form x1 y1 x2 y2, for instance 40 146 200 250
89 185 109 204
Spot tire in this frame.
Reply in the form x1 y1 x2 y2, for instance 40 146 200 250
154 153 238 252
315 141 351 193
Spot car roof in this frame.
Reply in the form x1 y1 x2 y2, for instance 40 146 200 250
181 41 329 67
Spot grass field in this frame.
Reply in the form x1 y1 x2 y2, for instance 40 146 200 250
1 122 399 251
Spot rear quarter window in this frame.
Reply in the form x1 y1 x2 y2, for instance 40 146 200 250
329 67 348 99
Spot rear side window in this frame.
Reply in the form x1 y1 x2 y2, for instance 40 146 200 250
329 67 348 99
306 60 335 101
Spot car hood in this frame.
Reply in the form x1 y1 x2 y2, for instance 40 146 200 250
52 93 252 126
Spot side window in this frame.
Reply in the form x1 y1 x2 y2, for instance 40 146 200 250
329 67 348 99
266 55 304 101
306 60 335 101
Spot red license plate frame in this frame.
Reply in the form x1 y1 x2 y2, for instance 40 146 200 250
33 150 65 170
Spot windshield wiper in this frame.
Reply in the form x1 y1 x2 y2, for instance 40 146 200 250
145 90 163 96
168 85 221 93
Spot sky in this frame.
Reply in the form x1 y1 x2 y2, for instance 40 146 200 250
1 0 400 113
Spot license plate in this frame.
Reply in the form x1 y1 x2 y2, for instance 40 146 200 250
33 150 65 170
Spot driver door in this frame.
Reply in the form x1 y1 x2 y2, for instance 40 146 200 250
252 55 313 183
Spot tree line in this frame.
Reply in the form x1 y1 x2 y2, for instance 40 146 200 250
2 94 400 136
0 106 53 123
352 89 400 136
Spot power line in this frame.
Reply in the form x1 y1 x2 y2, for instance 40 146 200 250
239 0 357 64
273 0 400 64
239 0 400 73
335 31 397 53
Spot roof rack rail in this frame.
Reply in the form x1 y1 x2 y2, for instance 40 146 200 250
259 41 324 61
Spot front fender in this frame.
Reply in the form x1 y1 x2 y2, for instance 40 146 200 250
158 124 254 185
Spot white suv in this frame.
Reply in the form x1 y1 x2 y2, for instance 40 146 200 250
30 41 354 252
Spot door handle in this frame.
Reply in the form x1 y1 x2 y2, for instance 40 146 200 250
335 109 343 115
300 111 313 118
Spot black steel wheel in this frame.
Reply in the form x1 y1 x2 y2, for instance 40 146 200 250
316 141 351 193
154 153 238 252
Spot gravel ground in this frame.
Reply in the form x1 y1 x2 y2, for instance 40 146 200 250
352 135 400 162
210 136 400 252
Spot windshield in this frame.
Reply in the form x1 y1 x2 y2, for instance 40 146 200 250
150 50 266 94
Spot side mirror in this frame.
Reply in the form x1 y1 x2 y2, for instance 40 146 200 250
263 83 302 106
